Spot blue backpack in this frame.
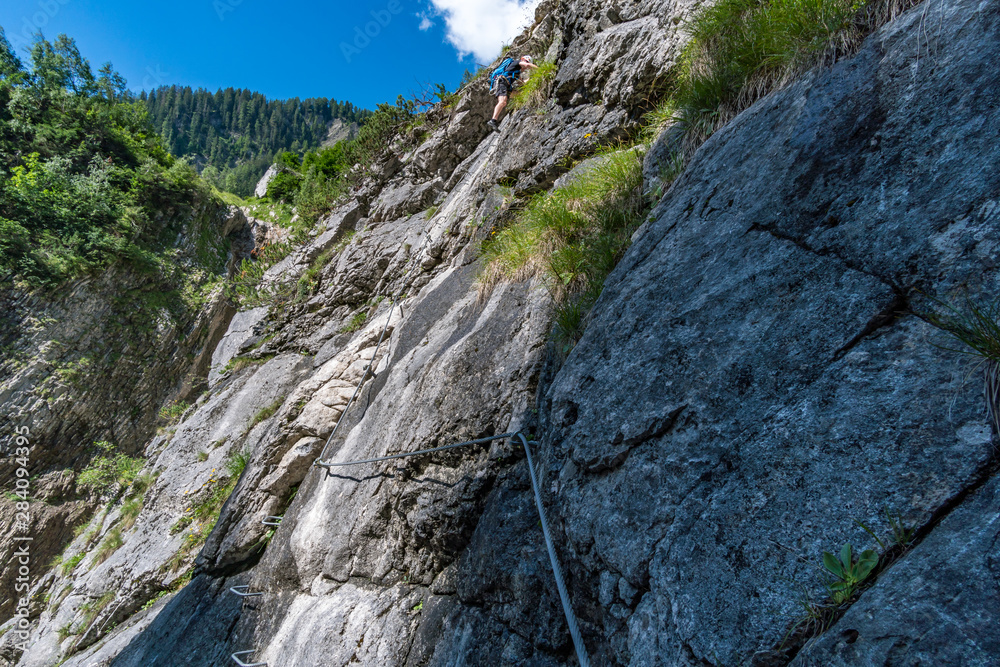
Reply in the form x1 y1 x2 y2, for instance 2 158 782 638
489 57 518 93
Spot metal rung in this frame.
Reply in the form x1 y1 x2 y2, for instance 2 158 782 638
232 650 267 666
229 585 263 598
261 516 283 526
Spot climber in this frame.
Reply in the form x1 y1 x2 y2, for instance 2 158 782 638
487 55 538 132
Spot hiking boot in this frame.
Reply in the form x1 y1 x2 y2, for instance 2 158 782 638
487 119 499 132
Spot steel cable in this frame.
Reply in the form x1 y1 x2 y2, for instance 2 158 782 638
316 430 591 666
304 294 589 663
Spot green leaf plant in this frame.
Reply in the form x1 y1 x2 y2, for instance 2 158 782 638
821 543 877 604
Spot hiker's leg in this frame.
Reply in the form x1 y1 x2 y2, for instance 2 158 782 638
492 94 508 121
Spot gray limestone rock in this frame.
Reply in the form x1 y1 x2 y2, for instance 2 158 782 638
790 472 1000 666
4 0 1000 666
254 164 280 198
543 0 1000 662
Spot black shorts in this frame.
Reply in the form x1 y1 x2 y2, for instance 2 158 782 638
493 77 512 98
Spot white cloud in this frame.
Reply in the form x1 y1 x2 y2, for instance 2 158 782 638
426 0 543 63
417 12 435 31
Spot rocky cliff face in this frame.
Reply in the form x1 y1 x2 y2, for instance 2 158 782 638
2 0 998 664
0 196 270 624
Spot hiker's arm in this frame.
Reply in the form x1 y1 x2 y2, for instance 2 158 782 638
522 62 540 71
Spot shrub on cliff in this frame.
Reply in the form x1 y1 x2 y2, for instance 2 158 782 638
259 97 416 227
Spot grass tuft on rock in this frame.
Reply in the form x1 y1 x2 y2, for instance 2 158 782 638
77 442 144 497
167 447 251 570
920 294 1000 434
509 61 558 112
645 0 920 151
92 528 123 566
480 147 647 355
340 311 368 334
249 397 285 430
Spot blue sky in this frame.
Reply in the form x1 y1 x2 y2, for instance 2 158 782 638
0 0 540 110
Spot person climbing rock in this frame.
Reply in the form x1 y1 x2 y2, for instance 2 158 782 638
488 54 538 132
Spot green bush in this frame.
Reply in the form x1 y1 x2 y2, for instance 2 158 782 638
295 249 335 302
225 241 292 308
0 31 208 288
265 169 302 203
77 441 144 496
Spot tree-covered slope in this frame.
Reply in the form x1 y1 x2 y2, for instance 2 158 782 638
142 86 372 197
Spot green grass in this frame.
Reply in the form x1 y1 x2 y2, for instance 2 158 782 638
221 353 275 375
249 397 285 430
120 497 143 531
92 528 123 566
480 147 647 356
225 447 251 479
77 590 116 637
77 442 144 497
295 249 335 302
61 553 85 576
643 0 913 153
158 401 189 425
340 311 368 334
167 447 251 569
920 295 1000 364
671 0 868 142
919 293 1000 434
332 229 357 254
509 61 558 112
